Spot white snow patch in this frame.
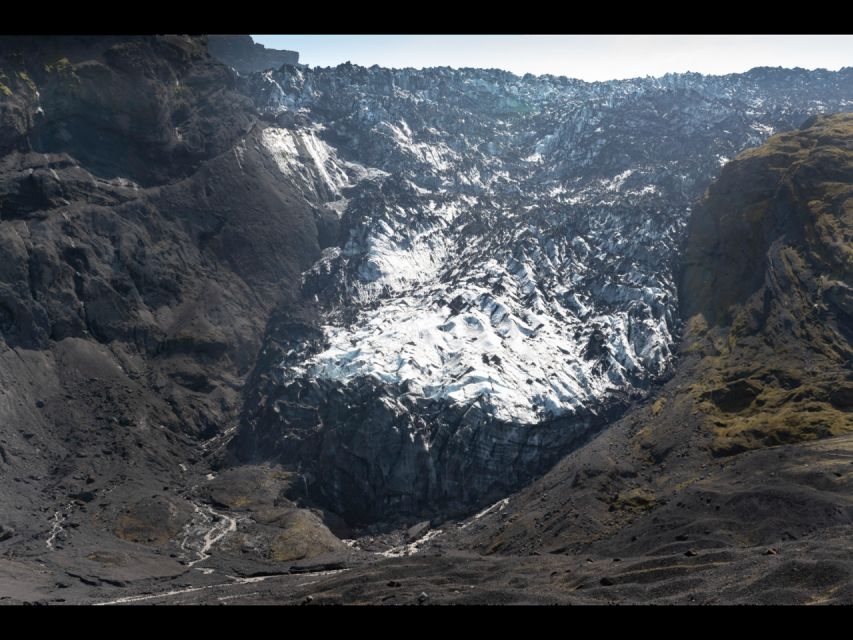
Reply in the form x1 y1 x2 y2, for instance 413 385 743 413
261 126 388 202
46 503 73 550
600 169 633 192
379 529 444 558
459 498 510 529
751 122 775 136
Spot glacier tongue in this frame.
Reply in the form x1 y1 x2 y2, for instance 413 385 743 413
250 62 853 427
295 190 676 424
237 63 853 520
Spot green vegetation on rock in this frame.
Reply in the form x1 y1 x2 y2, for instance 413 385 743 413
679 113 853 455
43 57 72 74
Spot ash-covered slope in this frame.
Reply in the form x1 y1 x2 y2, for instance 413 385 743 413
232 63 853 523
1 35 851 603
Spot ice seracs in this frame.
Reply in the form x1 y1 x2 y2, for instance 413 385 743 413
234 63 853 521
251 62 853 428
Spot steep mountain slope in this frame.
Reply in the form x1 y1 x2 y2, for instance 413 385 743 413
680 115 853 454
231 63 853 523
451 112 853 551
165 113 853 605
0 36 346 596
383 113 853 599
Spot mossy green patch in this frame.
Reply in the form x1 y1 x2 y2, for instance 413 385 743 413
16 70 36 93
267 509 343 562
203 466 297 510
676 113 853 456
711 405 853 456
612 488 657 512
44 57 72 74
114 496 192 546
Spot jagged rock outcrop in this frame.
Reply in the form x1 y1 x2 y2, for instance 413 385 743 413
1 35 852 604
231 62 853 524
207 35 298 75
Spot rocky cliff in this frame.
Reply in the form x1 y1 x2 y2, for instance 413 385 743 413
680 113 853 454
1 36 853 604
232 114 853 605
0 35 342 586
207 35 299 74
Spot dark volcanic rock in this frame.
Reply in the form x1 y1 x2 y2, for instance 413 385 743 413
199 465 298 510
114 495 194 547
2 36 256 186
235 371 623 524
0 35 322 564
3 36 853 605
207 35 298 75
680 112 853 454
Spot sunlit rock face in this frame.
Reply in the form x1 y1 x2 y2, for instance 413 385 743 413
233 64 853 523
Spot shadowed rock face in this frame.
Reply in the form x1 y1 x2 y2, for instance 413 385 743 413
0 35 257 186
0 36 325 564
680 112 853 455
234 372 624 525
1 36 852 605
207 36 298 75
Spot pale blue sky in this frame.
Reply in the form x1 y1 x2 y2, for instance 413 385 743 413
251 35 853 82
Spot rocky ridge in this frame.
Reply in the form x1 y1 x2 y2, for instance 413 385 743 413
207 36 299 75
441 112 853 580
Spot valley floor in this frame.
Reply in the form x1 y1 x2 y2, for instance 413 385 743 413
4 527 851 605
3 432 851 605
